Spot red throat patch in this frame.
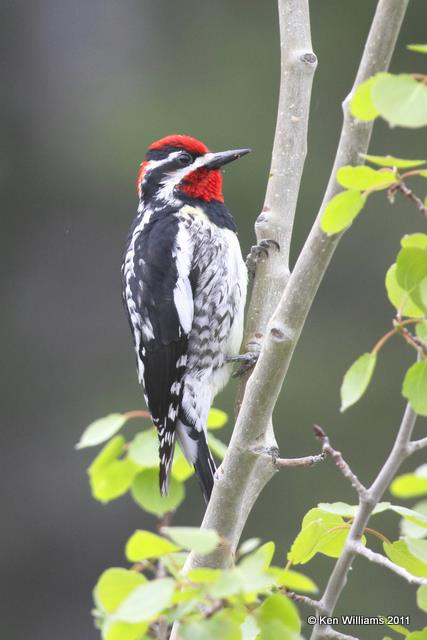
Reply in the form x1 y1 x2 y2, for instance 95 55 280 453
179 168 224 202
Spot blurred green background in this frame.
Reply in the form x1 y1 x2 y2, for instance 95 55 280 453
2 0 427 638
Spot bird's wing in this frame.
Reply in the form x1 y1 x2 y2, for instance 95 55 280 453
124 213 194 491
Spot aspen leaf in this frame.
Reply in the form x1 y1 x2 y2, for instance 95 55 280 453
361 153 426 169
340 352 377 411
162 527 220 553
372 74 427 128
125 530 179 562
407 44 427 55
417 584 427 613
337 165 396 191
76 414 127 449
402 360 427 417
207 408 228 430
350 76 380 121
113 578 175 623
131 469 185 515
321 190 366 234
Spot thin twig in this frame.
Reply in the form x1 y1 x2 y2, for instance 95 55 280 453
313 425 368 498
349 540 427 586
253 447 326 468
408 436 427 454
286 591 326 613
388 181 427 218
274 453 326 468
310 401 417 640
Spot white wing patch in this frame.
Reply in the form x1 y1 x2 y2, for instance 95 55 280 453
173 224 194 334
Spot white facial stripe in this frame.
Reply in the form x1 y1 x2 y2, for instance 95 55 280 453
156 153 215 201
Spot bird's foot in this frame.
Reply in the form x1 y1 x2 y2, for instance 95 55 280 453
246 239 280 277
226 351 259 377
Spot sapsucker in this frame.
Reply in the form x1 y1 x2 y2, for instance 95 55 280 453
121 135 250 503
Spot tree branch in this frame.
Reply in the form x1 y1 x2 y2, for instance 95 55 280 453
389 180 427 218
177 0 317 580
177 0 408 584
349 541 427 586
310 401 417 640
408 436 427 454
313 425 368 498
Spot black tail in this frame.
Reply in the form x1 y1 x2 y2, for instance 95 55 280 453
193 433 216 504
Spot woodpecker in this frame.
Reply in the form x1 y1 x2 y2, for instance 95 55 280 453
121 134 250 503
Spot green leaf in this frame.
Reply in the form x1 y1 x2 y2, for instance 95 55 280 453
257 593 301 634
241 615 260 640
207 433 228 460
383 540 427 578
89 438 139 503
288 509 341 565
161 552 189 578
321 190 366 235
408 44 427 55
238 538 262 556
127 429 158 467
102 620 148 640
396 247 427 293
401 234 427 250
391 471 427 499
407 539 427 564
336 166 396 191
187 567 222 584
318 501 390 516
403 360 427 416
361 154 426 169
162 527 220 553
88 436 126 476
90 460 139 503
271 568 318 594
351 76 380 121
417 584 427 612
416 321 427 344
385 264 425 318
315 527 351 558
287 520 324 565
76 414 128 449
125 530 179 562
406 630 427 640
388 504 427 529
114 577 175 623
131 469 185 516
207 408 228 430
372 74 427 128
180 614 241 640
420 278 427 310
94 568 147 614
401 501 427 539
340 352 377 411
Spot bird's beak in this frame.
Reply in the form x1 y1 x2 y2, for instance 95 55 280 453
203 148 251 170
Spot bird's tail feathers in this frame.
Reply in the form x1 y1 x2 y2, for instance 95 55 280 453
193 433 216 504
158 420 177 496
176 420 216 504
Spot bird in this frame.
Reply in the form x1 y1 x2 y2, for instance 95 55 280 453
121 134 251 504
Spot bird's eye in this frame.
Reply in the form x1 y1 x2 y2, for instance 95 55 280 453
177 152 192 166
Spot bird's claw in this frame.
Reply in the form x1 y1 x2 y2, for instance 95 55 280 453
226 351 259 377
246 239 280 276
